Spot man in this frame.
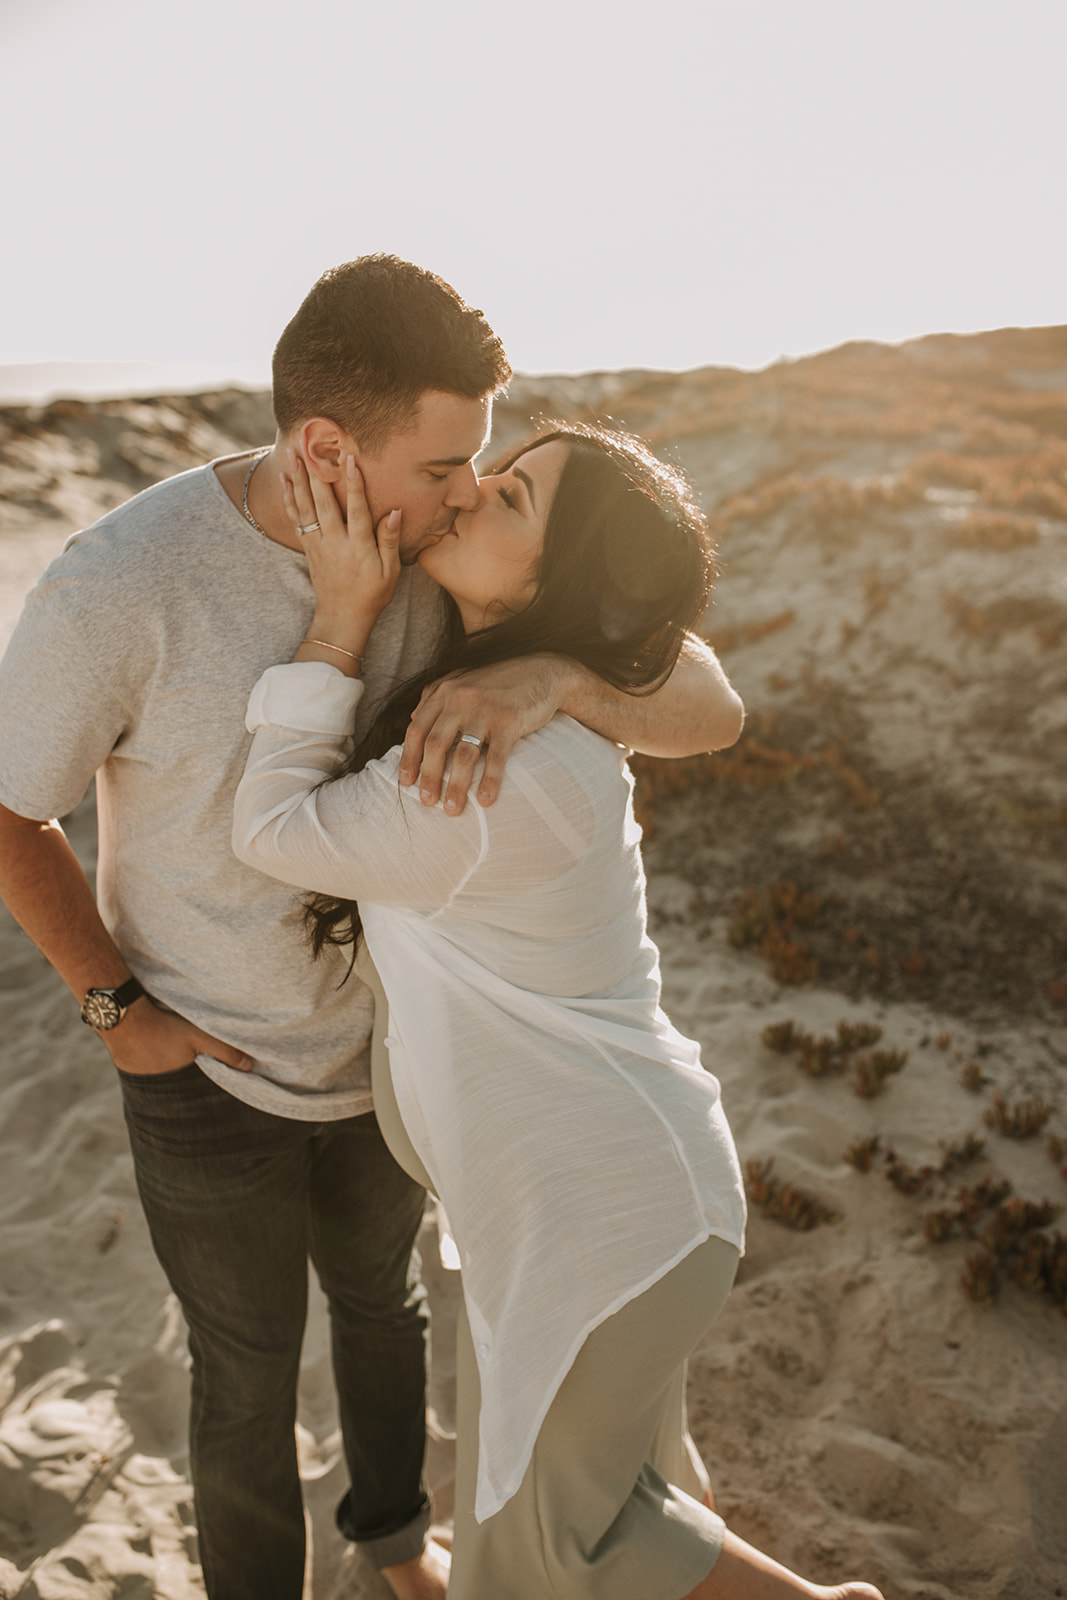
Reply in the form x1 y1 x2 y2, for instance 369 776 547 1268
0 257 743 1600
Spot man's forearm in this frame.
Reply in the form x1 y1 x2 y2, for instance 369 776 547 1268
401 637 744 812
558 636 744 757
0 807 133 999
0 803 255 1075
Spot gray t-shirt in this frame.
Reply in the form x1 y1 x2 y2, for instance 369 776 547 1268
0 454 444 1118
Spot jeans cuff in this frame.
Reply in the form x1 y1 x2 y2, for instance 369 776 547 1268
336 1491 432 1570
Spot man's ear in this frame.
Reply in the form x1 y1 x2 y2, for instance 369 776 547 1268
299 417 357 483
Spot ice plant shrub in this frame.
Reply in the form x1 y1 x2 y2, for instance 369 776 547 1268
744 1158 841 1230
962 1251 999 1307
844 1136 882 1173
983 1092 1054 1139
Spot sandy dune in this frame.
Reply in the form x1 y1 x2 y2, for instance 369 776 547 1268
0 330 1064 1597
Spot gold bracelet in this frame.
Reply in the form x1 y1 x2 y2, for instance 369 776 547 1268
302 638 363 666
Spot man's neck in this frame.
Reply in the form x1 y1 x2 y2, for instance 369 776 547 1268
215 441 304 552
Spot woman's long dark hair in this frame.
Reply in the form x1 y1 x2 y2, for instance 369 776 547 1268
306 421 715 959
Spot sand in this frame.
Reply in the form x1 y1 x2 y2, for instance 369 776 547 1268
0 331 1064 1597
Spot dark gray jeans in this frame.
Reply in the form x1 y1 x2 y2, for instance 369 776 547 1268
119 1063 431 1600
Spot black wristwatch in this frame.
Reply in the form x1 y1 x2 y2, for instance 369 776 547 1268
80 976 147 1031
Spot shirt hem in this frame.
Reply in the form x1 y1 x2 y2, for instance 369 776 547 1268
195 1053 375 1122
471 1222 745 1523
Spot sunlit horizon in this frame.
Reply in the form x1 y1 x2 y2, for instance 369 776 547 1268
4 301 1064 411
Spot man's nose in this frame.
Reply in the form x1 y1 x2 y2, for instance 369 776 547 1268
444 462 481 510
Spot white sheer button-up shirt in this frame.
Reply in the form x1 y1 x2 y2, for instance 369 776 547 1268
233 662 746 1521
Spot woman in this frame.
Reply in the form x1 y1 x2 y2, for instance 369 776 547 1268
232 426 883 1600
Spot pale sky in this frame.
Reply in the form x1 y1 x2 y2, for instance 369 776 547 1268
2 0 1064 382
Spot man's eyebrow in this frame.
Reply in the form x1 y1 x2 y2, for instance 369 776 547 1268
514 467 536 509
426 430 491 470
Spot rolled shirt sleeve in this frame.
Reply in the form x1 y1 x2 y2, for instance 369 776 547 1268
244 660 365 735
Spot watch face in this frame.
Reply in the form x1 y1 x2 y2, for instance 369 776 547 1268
81 991 122 1030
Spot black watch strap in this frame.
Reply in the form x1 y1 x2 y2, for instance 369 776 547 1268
109 976 146 1010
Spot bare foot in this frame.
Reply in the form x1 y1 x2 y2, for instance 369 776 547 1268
380 1538 451 1600
686 1529 883 1600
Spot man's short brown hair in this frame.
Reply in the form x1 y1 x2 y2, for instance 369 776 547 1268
272 255 511 452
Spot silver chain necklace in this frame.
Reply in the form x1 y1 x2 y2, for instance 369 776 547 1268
240 451 271 535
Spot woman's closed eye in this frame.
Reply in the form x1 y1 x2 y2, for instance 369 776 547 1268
497 484 518 510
